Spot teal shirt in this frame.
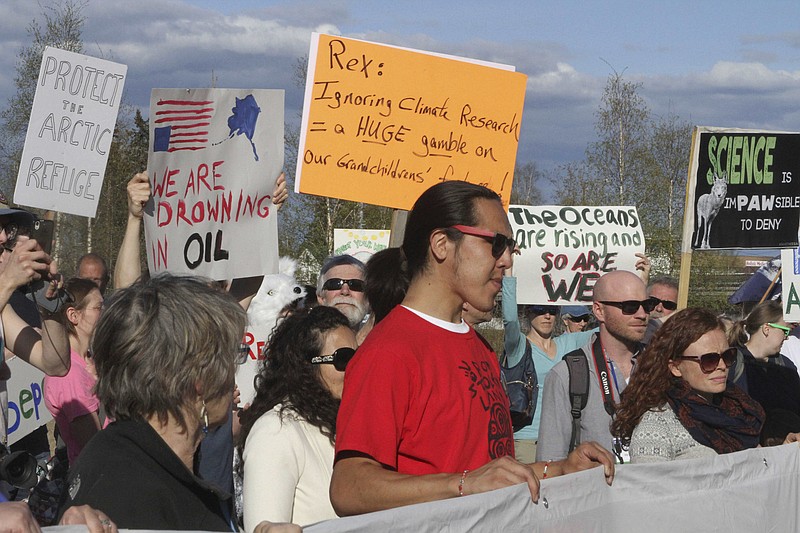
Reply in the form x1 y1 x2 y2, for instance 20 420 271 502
502 276 594 440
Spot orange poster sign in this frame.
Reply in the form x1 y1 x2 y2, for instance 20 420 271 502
295 33 527 210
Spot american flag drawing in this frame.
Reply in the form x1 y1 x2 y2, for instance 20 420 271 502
153 99 214 152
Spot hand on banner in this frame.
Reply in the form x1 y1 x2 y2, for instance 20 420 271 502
784 432 800 445
462 455 540 502
59 505 119 533
634 252 651 284
272 172 288 210
558 441 615 485
0 501 41 533
127 172 152 219
253 520 302 533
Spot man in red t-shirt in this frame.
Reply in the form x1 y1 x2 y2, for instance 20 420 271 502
331 181 614 516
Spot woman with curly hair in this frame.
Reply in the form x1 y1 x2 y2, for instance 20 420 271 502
238 305 356 530
611 307 765 463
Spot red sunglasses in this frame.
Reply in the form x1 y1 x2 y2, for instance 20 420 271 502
674 347 737 374
449 225 518 258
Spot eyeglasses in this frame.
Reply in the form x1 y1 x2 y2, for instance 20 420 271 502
566 314 591 322
767 323 791 338
599 298 658 315
236 342 250 365
311 347 356 372
529 305 559 316
650 297 677 311
449 225 518 259
674 347 737 374
322 278 365 292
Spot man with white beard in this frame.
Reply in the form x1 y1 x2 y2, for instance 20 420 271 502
316 255 369 333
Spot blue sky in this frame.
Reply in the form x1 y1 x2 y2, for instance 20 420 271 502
2 0 800 201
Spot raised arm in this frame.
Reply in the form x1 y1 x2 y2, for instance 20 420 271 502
114 172 151 290
0 239 69 376
502 274 527 366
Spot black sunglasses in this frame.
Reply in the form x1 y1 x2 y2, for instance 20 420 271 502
322 278 365 292
675 347 737 374
600 298 658 315
236 342 250 365
311 347 356 372
651 297 677 311
450 225 517 259
529 305 559 316
567 314 591 322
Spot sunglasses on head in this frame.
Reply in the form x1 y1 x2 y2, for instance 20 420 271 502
322 278 365 292
767 323 791 338
567 314 591 322
311 347 357 372
650 297 677 311
675 347 737 374
449 225 517 259
529 305 559 316
600 298 658 315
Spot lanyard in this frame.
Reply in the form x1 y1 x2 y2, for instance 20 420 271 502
590 337 617 417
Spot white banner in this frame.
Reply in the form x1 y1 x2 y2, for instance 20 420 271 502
144 88 284 280
508 205 645 305
333 229 390 262
307 444 800 533
40 445 800 532
6 356 51 445
14 47 127 217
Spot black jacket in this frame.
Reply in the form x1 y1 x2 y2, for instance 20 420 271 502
58 419 235 531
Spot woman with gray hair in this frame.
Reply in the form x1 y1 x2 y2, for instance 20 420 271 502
58 273 247 531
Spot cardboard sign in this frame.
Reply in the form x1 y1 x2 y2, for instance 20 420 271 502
782 248 800 321
296 33 527 210
144 88 284 280
14 47 127 217
333 229 390 262
5 357 51 445
508 205 645 304
684 127 800 250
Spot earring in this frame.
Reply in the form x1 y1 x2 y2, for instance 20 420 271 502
200 400 209 435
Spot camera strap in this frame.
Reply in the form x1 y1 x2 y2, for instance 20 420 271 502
590 337 617 417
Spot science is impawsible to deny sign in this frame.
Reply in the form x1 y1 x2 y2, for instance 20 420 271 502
14 47 127 217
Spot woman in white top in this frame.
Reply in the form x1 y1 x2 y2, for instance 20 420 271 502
238 306 356 531
611 308 765 463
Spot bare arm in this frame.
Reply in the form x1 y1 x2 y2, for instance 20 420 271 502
330 455 539 517
114 172 152 290
0 239 69 376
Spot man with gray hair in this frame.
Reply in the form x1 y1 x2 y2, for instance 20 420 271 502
317 255 369 330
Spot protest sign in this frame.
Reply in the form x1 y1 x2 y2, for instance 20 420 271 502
782 248 800 321
5 357 50 445
333 229 390 261
684 127 800 250
144 88 284 280
295 33 527 210
14 47 127 217
508 204 645 304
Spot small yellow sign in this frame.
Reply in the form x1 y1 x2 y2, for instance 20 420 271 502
296 33 527 210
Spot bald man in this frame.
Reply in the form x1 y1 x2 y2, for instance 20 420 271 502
536 270 652 462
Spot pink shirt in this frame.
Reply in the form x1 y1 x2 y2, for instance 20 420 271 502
44 349 104 463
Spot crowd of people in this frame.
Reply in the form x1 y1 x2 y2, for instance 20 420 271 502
1 174 799 533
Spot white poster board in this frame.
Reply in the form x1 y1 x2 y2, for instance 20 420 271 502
508 205 645 304
333 229 390 262
144 89 284 280
14 47 127 217
782 247 800 322
6 356 51 445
